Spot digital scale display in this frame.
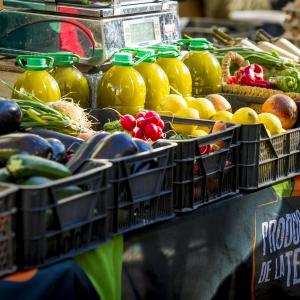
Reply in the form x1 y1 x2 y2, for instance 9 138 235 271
130 21 155 44
123 17 161 46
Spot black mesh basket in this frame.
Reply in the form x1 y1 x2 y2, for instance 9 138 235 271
162 115 240 212
0 184 18 277
93 141 177 235
16 159 112 268
221 93 300 190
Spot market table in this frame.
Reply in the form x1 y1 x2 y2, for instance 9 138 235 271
0 179 299 300
122 179 298 300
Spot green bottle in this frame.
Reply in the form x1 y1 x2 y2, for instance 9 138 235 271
13 55 61 102
134 49 170 111
152 44 192 97
178 38 222 97
97 51 148 115
49 52 90 108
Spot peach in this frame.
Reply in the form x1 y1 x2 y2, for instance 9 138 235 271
206 94 232 112
212 121 227 148
261 94 298 130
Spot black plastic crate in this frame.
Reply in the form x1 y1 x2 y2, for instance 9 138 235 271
93 141 177 235
0 184 18 277
161 115 240 212
16 159 112 268
221 93 300 190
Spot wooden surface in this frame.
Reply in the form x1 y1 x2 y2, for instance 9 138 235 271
0 57 21 98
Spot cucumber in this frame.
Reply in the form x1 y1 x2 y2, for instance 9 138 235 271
7 154 72 179
0 168 12 183
57 185 83 199
23 176 52 185
23 176 82 199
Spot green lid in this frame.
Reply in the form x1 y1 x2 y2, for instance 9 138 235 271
177 38 212 51
112 52 134 66
48 52 80 66
136 49 156 63
148 45 180 58
16 55 54 71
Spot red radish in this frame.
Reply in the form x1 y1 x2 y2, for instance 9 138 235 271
144 123 161 141
135 111 146 119
120 114 136 131
131 127 144 139
146 115 165 129
146 116 159 125
156 126 164 139
199 145 211 155
136 117 148 129
145 111 160 119
157 119 165 129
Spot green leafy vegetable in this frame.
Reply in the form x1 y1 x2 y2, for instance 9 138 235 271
168 133 191 140
270 76 298 92
103 120 124 133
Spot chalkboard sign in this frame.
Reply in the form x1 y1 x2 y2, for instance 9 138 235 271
253 196 300 299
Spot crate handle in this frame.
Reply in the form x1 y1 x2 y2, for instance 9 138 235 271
221 51 246 84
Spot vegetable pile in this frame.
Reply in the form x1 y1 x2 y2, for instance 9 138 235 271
104 110 165 142
0 79 93 137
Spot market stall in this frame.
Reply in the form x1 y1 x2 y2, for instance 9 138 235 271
1 0 300 299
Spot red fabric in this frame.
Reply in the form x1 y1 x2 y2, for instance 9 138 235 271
58 7 97 57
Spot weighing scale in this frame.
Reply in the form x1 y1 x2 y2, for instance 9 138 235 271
0 0 180 65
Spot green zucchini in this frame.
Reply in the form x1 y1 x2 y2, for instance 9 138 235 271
23 176 52 185
23 176 82 199
7 154 72 179
0 168 12 183
57 185 83 199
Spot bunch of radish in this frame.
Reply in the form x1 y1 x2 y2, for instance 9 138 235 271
120 111 165 142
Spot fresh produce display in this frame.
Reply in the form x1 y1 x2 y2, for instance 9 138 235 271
210 35 300 97
231 107 259 125
103 110 165 142
212 47 295 72
206 94 232 112
46 138 67 163
269 67 300 92
26 128 84 151
7 154 72 180
261 94 298 130
91 132 138 159
1 33 300 267
0 98 22 134
0 80 93 137
0 133 53 165
187 97 216 119
156 87 298 139
67 131 157 174
233 64 273 89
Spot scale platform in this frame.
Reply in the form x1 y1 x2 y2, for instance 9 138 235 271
0 0 180 65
